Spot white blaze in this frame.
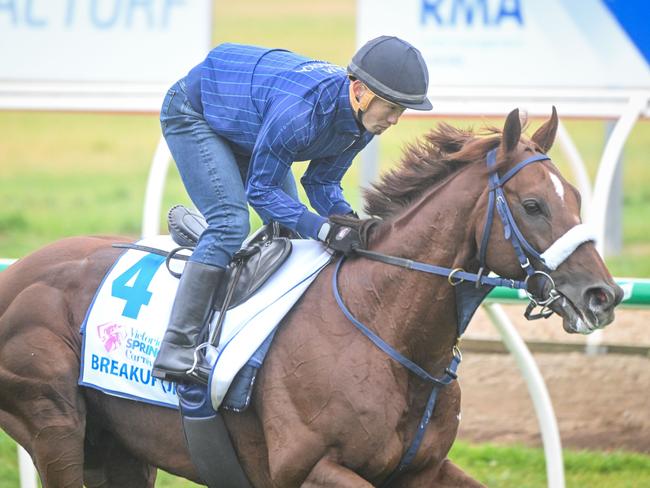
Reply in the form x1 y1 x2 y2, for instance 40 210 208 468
550 173 565 201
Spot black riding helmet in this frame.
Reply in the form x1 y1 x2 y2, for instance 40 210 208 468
348 36 433 111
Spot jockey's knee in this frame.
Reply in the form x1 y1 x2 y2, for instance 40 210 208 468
194 211 250 267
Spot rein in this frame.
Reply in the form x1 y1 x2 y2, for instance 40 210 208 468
332 256 460 486
333 148 596 485
355 248 525 290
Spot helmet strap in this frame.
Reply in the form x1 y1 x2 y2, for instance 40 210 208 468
349 82 375 116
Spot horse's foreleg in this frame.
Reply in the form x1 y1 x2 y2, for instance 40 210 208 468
31 424 85 487
302 458 375 488
84 430 157 488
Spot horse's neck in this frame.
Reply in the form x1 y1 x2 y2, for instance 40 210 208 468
343 166 482 372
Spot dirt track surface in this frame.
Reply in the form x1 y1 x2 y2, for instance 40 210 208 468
456 307 650 453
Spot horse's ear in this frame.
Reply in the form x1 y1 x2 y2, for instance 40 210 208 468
501 108 521 154
531 106 559 153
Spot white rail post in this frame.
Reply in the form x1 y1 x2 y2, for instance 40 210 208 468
483 303 565 488
141 136 172 238
586 92 649 355
590 93 648 255
18 446 37 488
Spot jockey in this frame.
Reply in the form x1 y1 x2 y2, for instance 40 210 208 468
152 36 433 383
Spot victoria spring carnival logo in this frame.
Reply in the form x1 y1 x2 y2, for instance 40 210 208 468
96 322 126 353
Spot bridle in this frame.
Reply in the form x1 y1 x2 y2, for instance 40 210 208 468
479 148 596 318
352 147 595 320
333 147 595 485
480 148 567 318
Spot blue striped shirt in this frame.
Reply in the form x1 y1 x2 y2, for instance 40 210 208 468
186 43 374 239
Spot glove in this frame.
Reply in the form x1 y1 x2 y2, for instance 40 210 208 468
318 220 362 256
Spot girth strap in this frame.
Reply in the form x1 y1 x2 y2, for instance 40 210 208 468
178 383 252 488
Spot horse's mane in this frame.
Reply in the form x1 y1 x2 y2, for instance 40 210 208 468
363 123 510 219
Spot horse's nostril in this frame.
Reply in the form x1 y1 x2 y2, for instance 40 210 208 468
586 285 617 311
594 289 608 305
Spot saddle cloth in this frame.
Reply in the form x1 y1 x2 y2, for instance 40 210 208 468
79 235 332 409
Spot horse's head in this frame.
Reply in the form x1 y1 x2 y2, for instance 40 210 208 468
477 108 623 333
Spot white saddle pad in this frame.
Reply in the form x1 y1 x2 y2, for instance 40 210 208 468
79 235 332 409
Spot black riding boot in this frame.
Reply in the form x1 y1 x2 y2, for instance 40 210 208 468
152 261 225 382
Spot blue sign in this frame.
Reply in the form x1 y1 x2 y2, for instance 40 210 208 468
602 0 650 65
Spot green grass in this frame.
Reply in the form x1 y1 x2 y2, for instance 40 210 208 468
212 1 355 65
2 430 648 488
0 432 20 488
449 441 650 488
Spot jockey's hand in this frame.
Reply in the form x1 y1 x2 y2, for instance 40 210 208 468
318 220 362 256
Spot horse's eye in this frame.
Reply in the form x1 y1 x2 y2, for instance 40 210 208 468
523 199 542 216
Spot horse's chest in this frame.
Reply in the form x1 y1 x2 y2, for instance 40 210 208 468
319 382 461 471
348 381 462 471
259 316 462 480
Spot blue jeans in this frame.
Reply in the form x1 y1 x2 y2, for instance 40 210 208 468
160 78 299 269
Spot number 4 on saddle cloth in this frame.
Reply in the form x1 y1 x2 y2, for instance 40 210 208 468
79 205 333 414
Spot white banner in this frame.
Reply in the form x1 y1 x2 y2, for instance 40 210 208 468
0 0 212 111
358 0 650 89
0 0 212 83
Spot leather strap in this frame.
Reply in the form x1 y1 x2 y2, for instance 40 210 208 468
178 383 252 488
332 256 460 485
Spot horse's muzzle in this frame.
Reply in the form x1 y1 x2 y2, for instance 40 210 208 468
550 281 623 334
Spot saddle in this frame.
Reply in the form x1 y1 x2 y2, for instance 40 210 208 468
166 204 297 386
167 204 294 312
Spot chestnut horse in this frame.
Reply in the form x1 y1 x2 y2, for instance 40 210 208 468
0 109 622 487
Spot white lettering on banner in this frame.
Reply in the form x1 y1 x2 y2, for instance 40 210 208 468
421 0 523 26
0 0 186 30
